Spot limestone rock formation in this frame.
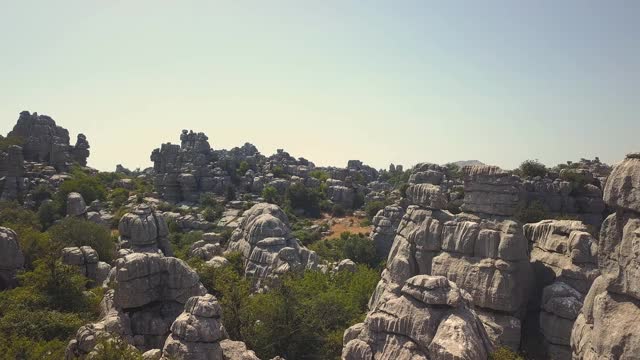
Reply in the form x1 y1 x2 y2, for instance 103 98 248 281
0 144 25 201
460 165 522 217
343 275 493 360
370 205 404 259
61 246 111 286
523 220 600 359
67 192 88 217
226 203 319 290
571 153 640 359
66 252 207 357
0 227 24 290
8 111 90 170
119 204 173 256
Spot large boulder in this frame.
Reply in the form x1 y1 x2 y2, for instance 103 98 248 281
119 204 173 256
370 205 404 259
460 165 523 217
67 192 88 217
0 227 24 290
343 275 493 360
226 203 319 290
61 246 111 286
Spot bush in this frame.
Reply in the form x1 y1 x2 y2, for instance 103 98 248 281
0 336 66 360
90 337 143 360
364 200 386 220
37 201 59 230
54 168 107 215
202 206 223 222
490 347 524 360
199 192 218 208
0 135 24 151
225 186 237 202
515 200 548 224
48 218 116 262
309 170 329 182
310 232 379 268
518 159 548 178
0 201 40 229
262 186 281 205
560 170 590 194
271 166 285 178
109 188 129 208
285 183 321 218
331 204 346 217
169 231 203 260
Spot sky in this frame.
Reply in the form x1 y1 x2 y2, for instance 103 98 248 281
1 1 638 172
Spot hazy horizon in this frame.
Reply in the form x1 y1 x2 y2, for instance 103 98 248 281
2 1 638 171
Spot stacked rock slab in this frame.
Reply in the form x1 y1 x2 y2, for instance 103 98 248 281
362 165 531 354
67 192 88 217
523 220 599 359
370 204 404 259
8 111 90 171
342 275 494 359
0 227 24 290
119 204 173 256
61 246 112 286
571 153 640 359
66 253 208 357
0 144 25 201
226 203 319 290
460 165 523 217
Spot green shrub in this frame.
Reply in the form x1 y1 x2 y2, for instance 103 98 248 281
0 336 66 360
515 200 548 224
364 200 387 220
560 170 590 194
169 231 203 260
262 186 281 205
490 347 525 360
285 183 321 218
90 337 143 360
309 170 330 182
292 229 321 246
310 232 379 268
48 218 116 262
331 204 346 217
518 159 548 178
37 201 59 230
225 186 237 202
0 201 40 229
272 166 285 178
109 188 130 208
0 135 24 151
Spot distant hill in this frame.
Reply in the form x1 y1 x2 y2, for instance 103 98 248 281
449 160 485 168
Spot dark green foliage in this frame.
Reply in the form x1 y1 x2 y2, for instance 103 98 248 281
199 192 218 207
331 204 346 217
0 336 66 360
237 161 250 176
262 186 281 205
378 167 410 189
309 170 329 182
32 184 53 207
364 200 387 220
48 217 116 263
109 188 130 208
271 165 285 178
515 200 549 224
517 159 548 178
560 170 591 194
37 201 59 230
285 182 321 218
399 183 410 198
10 224 51 269
489 347 525 360
90 337 143 360
169 231 203 260
352 192 365 210
292 229 321 246
444 163 464 180
0 201 40 229
310 232 379 268
53 168 107 216
0 135 24 151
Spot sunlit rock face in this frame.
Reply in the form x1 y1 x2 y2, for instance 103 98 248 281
571 153 640 359
226 202 319 291
0 227 24 290
342 275 494 360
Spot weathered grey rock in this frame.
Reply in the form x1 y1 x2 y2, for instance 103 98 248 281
0 227 24 290
119 204 173 256
219 340 260 360
460 165 523 217
61 246 111 286
570 153 640 359
342 275 493 360
370 205 404 259
67 192 87 217
9 111 90 170
366 205 531 351
189 240 222 261
227 203 319 290
327 185 355 209
0 145 25 201
112 252 207 309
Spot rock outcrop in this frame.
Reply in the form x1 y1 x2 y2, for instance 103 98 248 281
8 111 90 171
361 165 532 353
0 227 24 290
226 203 319 290
0 145 25 201
460 165 522 217
571 153 640 359
343 275 493 360
67 192 88 217
523 220 599 359
61 246 111 286
118 204 173 256
370 205 404 259
66 253 207 357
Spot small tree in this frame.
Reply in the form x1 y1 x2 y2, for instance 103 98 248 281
518 160 548 178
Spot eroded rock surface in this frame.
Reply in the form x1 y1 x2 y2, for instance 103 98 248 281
119 204 173 256
0 227 24 290
343 275 493 360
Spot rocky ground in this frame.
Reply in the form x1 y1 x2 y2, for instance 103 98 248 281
0 111 636 360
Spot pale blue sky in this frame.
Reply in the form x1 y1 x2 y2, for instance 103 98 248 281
1 1 638 171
